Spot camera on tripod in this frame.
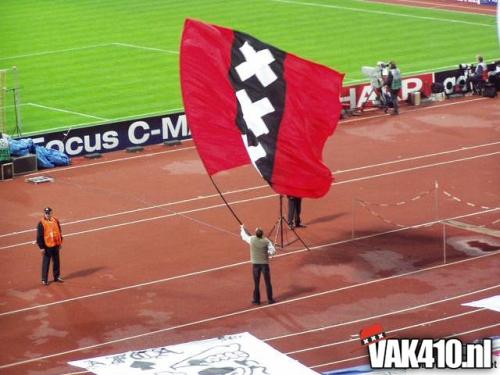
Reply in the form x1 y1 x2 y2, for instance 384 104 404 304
458 63 476 79
359 62 390 111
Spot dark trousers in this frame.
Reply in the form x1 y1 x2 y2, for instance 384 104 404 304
42 246 60 282
252 264 273 303
466 75 483 94
490 74 500 90
287 196 302 226
390 89 400 113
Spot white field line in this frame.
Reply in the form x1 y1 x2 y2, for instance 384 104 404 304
28 103 108 121
1 148 499 244
112 42 178 54
20 108 185 136
0 42 177 61
269 0 495 27
309 322 500 369
0 43 113 61
0 256 498 370
1 207 498 317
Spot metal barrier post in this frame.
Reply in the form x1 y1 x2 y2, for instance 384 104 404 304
351 198 356 239
434 180 439 221
442 222 447 264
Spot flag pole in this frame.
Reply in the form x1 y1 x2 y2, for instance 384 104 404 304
209 175 243 225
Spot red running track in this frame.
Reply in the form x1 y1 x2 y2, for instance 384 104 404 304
0 96 499 374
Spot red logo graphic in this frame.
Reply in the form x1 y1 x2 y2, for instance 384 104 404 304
359 323 387 346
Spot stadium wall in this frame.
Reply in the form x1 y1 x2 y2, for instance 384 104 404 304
21 64 498 157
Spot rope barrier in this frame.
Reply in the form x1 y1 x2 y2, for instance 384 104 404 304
356 199 406 228
355 184 499 229
442 190 495 210
357 188 435 207
441 190 499 227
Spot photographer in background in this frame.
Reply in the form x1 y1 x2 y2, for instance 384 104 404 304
465 55 487 94
372 62 386 108
360 62 387 110
384 61 402 115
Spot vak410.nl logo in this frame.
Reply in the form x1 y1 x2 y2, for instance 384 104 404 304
360 324 496 370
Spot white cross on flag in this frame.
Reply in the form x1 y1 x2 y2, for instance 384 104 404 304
180 19 344 198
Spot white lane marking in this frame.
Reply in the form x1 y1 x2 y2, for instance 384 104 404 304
2 138 498 239
309 322 500 369
1 151 499 247
56 308 492 375
1 209 498 315
334 151 500 185
1 271 498 369
284 308 487 354
333 140 500 173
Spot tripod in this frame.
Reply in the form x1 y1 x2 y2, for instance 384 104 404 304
358 84 387 113
267 195 310 250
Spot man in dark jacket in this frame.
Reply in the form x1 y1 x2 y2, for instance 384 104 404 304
466 55 487 94
384 61 402 115
287 196 306 228
36 207 64 286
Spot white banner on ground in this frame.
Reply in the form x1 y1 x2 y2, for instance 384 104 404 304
462 295 500 312
68 332 319 375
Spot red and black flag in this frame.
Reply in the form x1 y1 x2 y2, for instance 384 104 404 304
180 19 343 198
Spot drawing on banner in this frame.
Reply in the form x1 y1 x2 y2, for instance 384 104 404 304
76 347 182 372
171 343 267 374
69 332 319 374
130 347 181 360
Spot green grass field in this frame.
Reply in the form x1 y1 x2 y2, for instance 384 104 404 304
1 0 498 135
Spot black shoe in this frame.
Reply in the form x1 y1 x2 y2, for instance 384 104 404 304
390 111 399 115
42 281 48 286
295 223 307 228
268 299 276 304
252 301 261 305
54 278 64 283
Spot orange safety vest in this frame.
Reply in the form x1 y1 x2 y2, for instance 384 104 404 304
41 217 62 248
